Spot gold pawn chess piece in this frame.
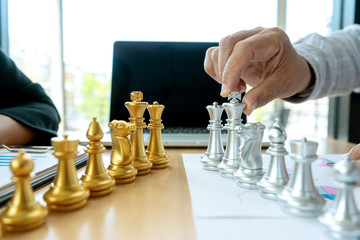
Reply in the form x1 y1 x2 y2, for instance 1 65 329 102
125 91 153 175
0 151 48 231
107 120 138 183
81 117 115 197
43 135 90 211
146 101 170 168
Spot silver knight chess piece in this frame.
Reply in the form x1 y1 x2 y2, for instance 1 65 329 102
257 118 289 200
278 138 326 217
318 154 360 239
233 122 265 188
201 102 225 171
218 92 245 178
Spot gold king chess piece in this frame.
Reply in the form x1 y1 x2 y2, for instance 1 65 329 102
146 101 169 168
81 117 115 197
43 135 90 211
125 91 153 175
0 151 47 231
107 120 138 183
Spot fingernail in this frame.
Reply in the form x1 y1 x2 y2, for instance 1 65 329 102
220 84 230 97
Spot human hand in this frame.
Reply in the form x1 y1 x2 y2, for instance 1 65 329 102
204 27 313 115
349 144 360 184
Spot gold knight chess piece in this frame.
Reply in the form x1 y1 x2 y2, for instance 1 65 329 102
146 101 169 168
43 135 90 211
0 151 48 232
107 120 138 183
125 91 153 175
81 117 115 197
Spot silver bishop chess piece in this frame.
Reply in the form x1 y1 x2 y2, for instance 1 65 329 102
257 118 289 200
233 122 265 188
318 154 360 239
201 102 225 171
278 138 326 217
218 92 245 178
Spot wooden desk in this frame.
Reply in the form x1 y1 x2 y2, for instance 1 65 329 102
0 138 357 240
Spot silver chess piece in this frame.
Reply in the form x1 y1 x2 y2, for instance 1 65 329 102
201 102 225 171
257 118 289 200
278 138 326 217
233 122 265 188
218 92 245 178
318 154 360 239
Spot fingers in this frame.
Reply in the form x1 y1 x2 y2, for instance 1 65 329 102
349 144 360 160
204 47 221 83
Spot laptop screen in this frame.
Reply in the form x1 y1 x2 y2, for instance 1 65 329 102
110 41 246 128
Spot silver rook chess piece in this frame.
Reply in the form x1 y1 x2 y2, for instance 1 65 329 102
233 122 265 188
218 92 245 178
278 138 325 217
257 118 289 200
318 154 360 239
201 102 225 171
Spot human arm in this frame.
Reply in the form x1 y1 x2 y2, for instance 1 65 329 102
0 114 37 145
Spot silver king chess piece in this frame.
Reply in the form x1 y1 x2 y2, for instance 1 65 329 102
233 122 265 188
257 118 289 200
201 102 225 171
278 138 325 217
318 154 360 239
218 92 245 178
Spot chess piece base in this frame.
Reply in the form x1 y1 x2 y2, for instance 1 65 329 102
152 163 169 169
218 160 238 178
46 199 88 212
81 175 115 198
256 177 288 200
137 168 151 176
133 157 152 175
90 187 114 197
2 218 46 232
234 168 263 189
115 176 136 184
201 155 221 171
147 151 170 168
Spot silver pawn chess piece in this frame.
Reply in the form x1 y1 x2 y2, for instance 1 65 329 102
218 92 245 178
278 138 325 217
233 122 265 188
201 102 225 171
257 118 289 200
318 154 360 239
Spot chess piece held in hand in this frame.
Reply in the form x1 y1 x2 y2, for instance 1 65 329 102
146 101 170 169
0 151 48 231
125 91 153 175
43 135 90 211
81 117 115 197
318 154 360 239
257 118 289 200
201 102 224 171
107 120 138 183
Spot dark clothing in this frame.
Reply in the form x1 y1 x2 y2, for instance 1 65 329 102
0 50 60 145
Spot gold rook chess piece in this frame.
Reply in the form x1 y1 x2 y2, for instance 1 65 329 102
125 91 153 175
107 120 138 183
0 151 48 232
146 101 169 168
81 117 115 197
43 135 90 211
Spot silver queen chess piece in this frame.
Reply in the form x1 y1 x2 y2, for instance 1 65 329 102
201 102 224 171
257 118 289 200
318 154 360 239
218 92 245 178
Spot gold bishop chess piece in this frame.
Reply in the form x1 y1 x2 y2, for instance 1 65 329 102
107 120 138 183
81 117 115 197
125 91 153 175
43 135 90 211
0 151 47 231
146 101 170 168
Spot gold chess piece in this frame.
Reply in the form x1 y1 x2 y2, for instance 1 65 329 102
146 101 170 168
81 117 115 197
43 135 90 211
125 91 153 175
107 120 138 183
0 151 48 231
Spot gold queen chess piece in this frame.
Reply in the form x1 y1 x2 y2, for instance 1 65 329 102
146 101 170 168
81 118 115 197
0 151 48 231
107 120 138 183
125 91 153 175
43 135 90 211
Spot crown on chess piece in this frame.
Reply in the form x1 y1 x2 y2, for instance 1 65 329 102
107 120 138 183
43 135 90 211
125 91 153 175
81 117 115 197
0 151 48 231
